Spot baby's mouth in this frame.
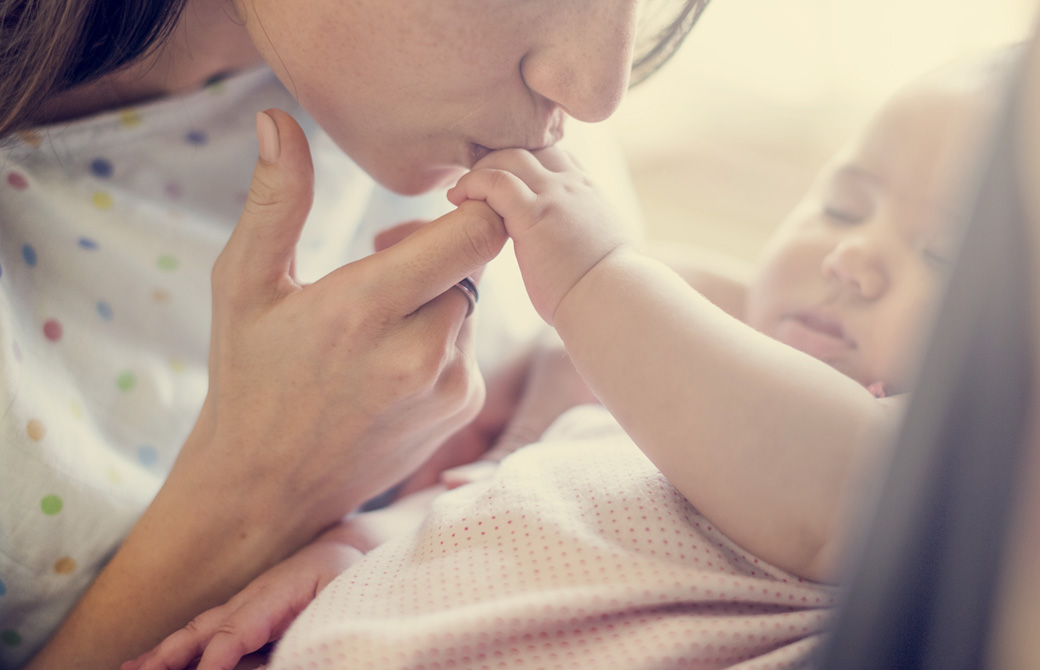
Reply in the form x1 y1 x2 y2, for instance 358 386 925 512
779 311 857 360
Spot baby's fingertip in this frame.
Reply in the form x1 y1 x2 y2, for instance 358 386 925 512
446 186 463 206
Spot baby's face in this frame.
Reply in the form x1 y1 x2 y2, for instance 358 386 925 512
744 77 992 394
232 0 640 195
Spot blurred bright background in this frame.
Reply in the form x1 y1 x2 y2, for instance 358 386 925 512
611 0 1038 261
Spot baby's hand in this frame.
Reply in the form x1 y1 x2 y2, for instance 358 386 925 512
122 535 362 670
448 147 634 324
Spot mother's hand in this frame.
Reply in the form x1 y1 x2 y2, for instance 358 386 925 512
174 109 506 546
25 110 505 670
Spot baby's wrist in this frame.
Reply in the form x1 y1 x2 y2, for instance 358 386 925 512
552 243 640 328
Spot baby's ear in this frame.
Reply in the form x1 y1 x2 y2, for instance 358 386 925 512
374 220 428 252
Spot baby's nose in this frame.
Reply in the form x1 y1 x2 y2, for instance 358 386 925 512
822 237 888 300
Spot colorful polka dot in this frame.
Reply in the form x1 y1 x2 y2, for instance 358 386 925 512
120 110 142 127
156 254 179 272
152 288 171 303
97 301 113 321
138 445 159 467
53 557 77 575
22 244 36 267
6 172 28 190
108 468 124 484
43 319 63 342
26 419 45 441
204 75 228 93
185 130 208 146
165 181 184 199
40 495 63 516
0 630 20 647
78 237 99 250
0 580 6 596
89 157 113 178
92 191 114 210
69 401 84 419
117 371 136 392
169 358 186 373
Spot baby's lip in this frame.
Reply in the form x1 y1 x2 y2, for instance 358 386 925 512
779 310 857 360
795 311 853 343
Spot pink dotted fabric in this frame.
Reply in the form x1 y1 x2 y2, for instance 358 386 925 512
271 405 836 669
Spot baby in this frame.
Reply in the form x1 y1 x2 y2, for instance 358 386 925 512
127 50 1008 670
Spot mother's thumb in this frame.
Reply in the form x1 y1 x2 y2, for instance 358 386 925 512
218 109 315 295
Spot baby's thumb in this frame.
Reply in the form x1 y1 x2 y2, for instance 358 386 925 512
217 109 315 299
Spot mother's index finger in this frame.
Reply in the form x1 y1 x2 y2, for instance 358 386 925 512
348 200 507 316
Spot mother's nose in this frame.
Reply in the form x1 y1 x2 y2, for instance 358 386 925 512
822 236 889 300
520 4 638 122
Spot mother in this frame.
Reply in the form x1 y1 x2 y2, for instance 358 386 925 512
0 0 704 667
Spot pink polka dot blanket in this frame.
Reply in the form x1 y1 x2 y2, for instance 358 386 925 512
270 405 837 670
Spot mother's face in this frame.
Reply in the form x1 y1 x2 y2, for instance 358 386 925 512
234 0 640 195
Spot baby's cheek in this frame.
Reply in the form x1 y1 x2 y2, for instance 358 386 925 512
877 320 922 393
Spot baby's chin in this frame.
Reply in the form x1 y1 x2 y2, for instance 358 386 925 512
833 361 902 397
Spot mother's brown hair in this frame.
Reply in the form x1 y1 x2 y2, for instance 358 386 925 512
0 0 187 138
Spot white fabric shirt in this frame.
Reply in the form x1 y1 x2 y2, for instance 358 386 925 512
271 405 837 670
0 67 542 667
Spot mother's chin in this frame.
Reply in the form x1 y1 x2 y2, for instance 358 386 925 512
365 159 468 196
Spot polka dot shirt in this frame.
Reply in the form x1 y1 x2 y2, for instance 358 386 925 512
271 405 837 670
0 67 540 667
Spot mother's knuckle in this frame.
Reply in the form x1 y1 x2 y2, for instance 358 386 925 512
440 356 482 411
389 344 448 397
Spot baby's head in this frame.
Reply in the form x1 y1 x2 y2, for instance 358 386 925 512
744 48 1017 395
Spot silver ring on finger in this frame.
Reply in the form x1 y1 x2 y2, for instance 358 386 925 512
451 277 479 318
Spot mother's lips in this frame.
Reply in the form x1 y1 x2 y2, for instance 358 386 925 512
468 143 492 165
468 125 565 167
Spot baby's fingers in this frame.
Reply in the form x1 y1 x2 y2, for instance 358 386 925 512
122 605 229 670
447 169 537 226
195 606 287 670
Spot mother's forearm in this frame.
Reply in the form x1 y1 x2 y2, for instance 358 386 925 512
25 433 321 670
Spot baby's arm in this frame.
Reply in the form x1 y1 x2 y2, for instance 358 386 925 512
450 149 896 583
649 241 752 320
